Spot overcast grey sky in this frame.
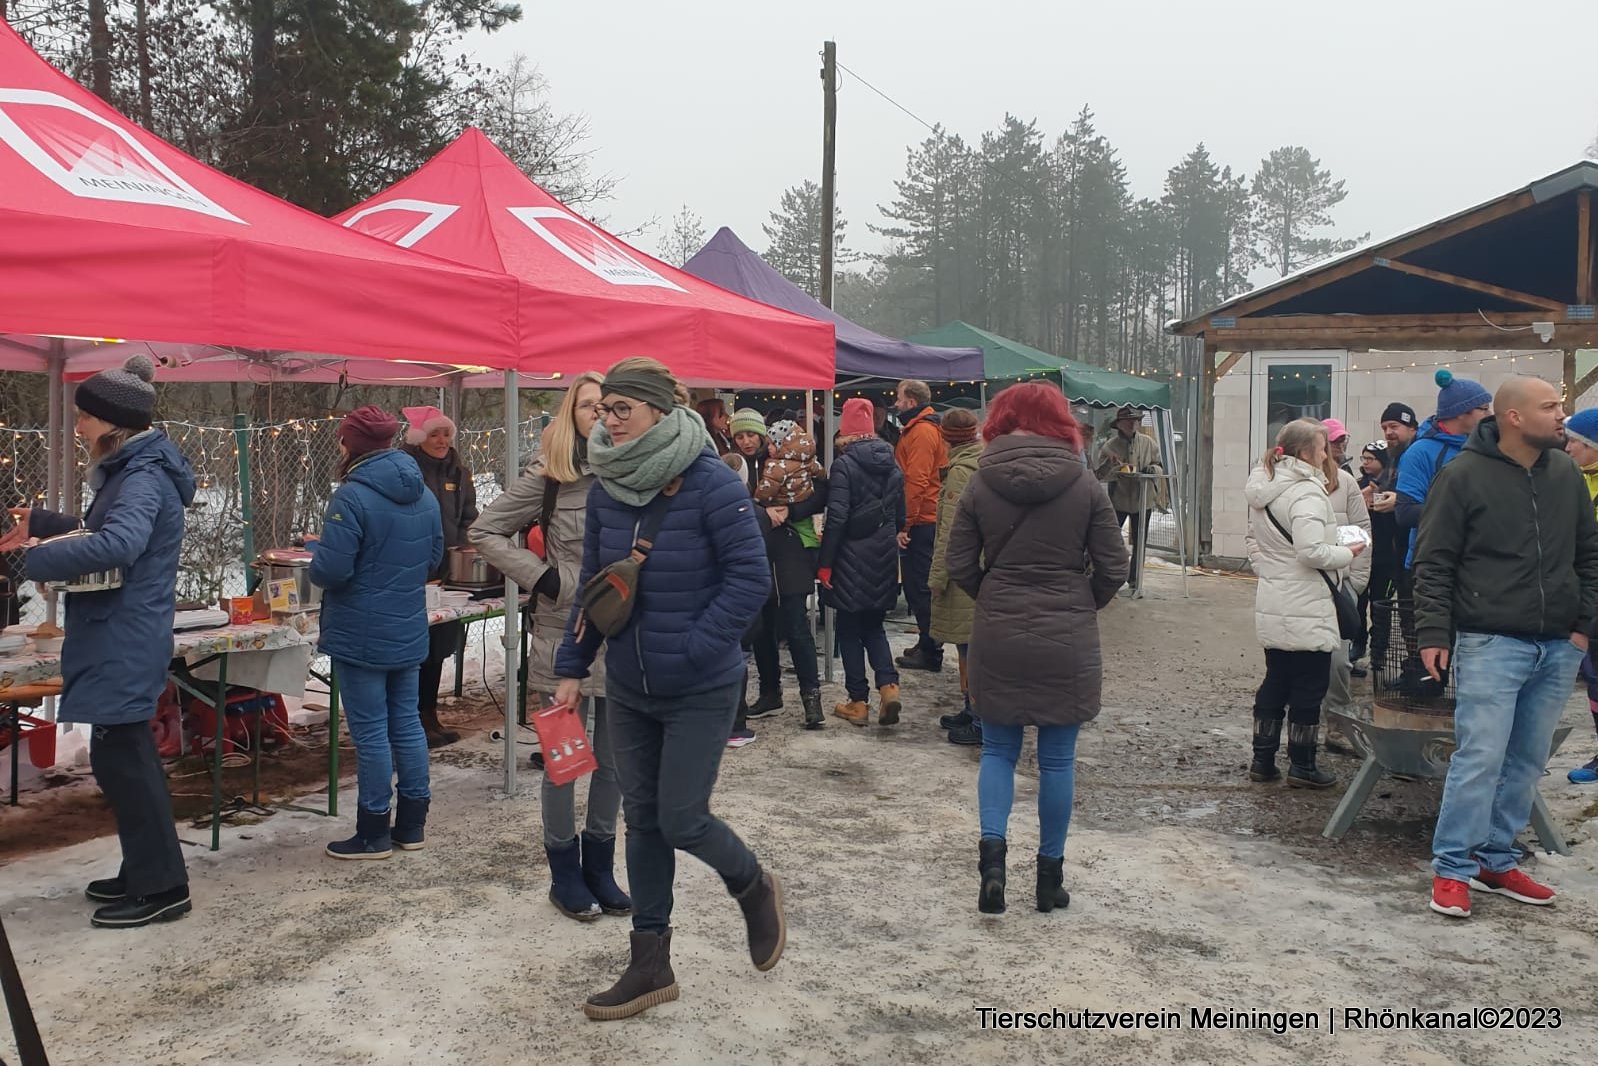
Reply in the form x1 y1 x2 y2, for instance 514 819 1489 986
474 0 1598 263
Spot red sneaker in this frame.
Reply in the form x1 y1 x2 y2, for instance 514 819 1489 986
1429 876 1471 918
1469 866 1555 906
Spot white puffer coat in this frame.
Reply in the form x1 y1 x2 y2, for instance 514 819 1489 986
1244 457 1356 652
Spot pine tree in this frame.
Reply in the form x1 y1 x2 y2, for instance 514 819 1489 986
874 127 980 327
762 179 851 299
1251 146 1365 276
658 204 706 266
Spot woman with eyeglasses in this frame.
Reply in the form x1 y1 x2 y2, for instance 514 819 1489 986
553 357 782 1021
471 371 631 923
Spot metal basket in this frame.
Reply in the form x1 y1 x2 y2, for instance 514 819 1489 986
1369 597 1454 725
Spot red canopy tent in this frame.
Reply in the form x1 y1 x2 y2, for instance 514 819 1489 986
0 21 521 369
333 129 835 388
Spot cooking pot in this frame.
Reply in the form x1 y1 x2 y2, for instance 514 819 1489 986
253 547 322 610
38 530 124 593
444 546 503 588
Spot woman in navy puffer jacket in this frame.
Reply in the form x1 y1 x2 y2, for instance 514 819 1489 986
554 357 784 1022
818 398 905 727
6 356 197 929
310 406 443 861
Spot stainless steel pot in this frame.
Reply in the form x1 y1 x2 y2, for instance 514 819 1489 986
254 547 322 610
444 546 503 588
38 530 124 593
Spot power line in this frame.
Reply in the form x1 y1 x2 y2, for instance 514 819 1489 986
834 60 941 137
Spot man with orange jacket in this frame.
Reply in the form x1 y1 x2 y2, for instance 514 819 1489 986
893 379 948 671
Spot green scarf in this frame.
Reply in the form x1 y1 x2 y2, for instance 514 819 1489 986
588 406 711 506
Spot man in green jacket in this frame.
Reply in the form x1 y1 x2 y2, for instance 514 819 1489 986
1413 376 1598 920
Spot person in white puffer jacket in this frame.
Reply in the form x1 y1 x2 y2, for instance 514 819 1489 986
1243 418 1362 789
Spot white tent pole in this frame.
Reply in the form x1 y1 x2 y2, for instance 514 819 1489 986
44 341 65 627
502 371 520 796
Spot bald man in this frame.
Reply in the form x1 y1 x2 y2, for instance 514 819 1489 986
1413 375 1598 919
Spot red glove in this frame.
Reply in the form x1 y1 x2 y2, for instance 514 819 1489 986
817 567 833 589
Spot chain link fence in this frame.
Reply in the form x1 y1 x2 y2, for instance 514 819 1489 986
2 417 544 629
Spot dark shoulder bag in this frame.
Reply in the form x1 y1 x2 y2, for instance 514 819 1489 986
1264 504 1361 640
576 478 681 639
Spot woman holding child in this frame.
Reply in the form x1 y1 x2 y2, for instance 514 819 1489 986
729 408 828 730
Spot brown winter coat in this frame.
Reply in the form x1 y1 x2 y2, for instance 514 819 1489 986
928 440 980 644
946 434 1129 727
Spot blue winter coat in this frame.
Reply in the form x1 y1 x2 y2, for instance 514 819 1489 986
24 431 196 726
310 449 443 670
556 449 770 698
1394 417 1468 567
817 437 905 613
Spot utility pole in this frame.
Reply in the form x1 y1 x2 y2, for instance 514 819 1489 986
819 40 837 310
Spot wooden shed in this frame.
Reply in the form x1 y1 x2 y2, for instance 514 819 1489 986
1170 159 1598 562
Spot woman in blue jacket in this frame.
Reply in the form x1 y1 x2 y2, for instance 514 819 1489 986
554 357 783 1021
2 356 196 929
309 406 443 861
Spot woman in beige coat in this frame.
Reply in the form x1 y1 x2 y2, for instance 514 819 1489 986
1243 418 1363 789
927 409 982 744
470 372 629 922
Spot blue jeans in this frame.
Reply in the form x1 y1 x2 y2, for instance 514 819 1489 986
607 679 761 932
835 609 898 701
336 661 431 814
978 722 1081 859
1431 632 1582 881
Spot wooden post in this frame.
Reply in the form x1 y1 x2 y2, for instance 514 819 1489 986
1564 349 1577 413
1197 341 1219 561
1578 191 1593 307
818 41 837 310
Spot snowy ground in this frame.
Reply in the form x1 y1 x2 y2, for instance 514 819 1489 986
1 562 1594 1065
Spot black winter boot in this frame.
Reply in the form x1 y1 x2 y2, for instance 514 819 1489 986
732 868 786 972
939 709 972 730
583 929 680 1021
1036 855 1071 913
748 689 784 718
978 837 1006 914
1249 715 1283 782
580 833 633 916
800 690 825 730
947 719 982 746
90 884 192 929
1286 721 1336 789
546 839 601 921
392 795 429 851
326 807 392 860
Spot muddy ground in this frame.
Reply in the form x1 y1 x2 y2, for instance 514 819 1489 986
1 562 1593 1065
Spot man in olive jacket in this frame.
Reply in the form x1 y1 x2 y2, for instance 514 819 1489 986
1412 376 1598 920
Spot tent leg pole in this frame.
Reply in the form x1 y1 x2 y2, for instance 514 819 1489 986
503 372 520 798
822 391 836 684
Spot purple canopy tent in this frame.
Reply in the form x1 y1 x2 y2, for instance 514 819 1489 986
681 228 983 383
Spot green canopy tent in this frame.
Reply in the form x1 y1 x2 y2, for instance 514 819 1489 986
908 321 1185 595
906 321 1171 409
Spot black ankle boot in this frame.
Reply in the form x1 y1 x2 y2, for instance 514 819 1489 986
1036 855 1070 913
748 690 784 717
1249 715 1283 782
978 837 1006 914
800 690 824 730
582 929 680 1020
90 884 191 929
1286 722 1335 789
733 868 786 972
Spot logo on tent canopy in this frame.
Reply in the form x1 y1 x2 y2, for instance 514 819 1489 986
340 198 459 247
0 88 243 223
506 206 685 292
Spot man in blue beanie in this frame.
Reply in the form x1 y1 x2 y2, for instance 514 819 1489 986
1386 369 1492 689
